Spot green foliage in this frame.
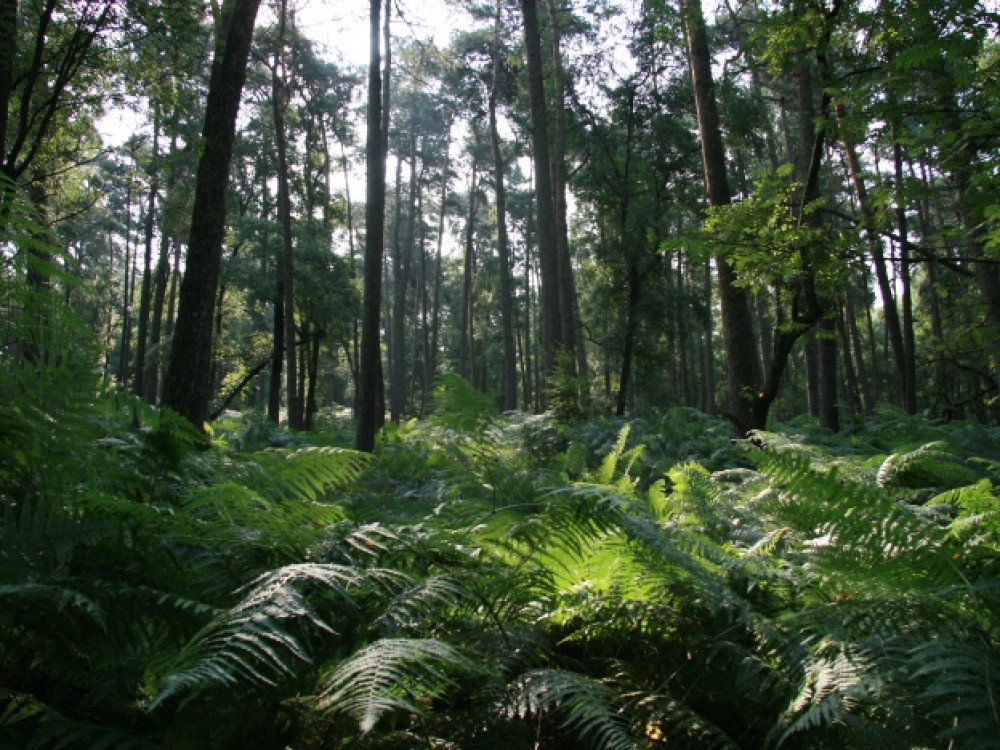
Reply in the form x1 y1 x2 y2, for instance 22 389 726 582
4 313 1000 748
430 372 498 431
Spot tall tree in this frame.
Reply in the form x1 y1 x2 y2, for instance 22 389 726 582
355 0 387 451
544 0 587 398
271 0 301 429
519 0 562 381
490 0 517 410
681 0 762 434
161 0 262 427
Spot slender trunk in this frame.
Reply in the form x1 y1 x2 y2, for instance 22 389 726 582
355 0 387 451
134 116 160 400
390 126 417 422
146 129 179 404
272 3 299 429
491 2 517 410
520 0 561 380
682 0 761 434
269 277 284 422
836 102 909 411
701 256 715 415
544 0 586 401
0 0 15 168
845 290 873 415
162 0 262 427
305 329 320 430
837 307 861 416
892 133 916 414
460 147 477 381
426 127 450 415
118 175 134 387
147 234 170 403
616 261 640 416
796 59 837 432
339 142 360 401
523 189 535 410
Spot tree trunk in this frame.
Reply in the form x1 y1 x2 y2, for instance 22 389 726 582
145 129 180 404
134 117 160 401
355 0 387 452
544 0 587 402
519 0 562 380
836 102 910 411
0 0 15 167
390 126 417 423
523 190 535 410
460 146 477 382
795 59 837 432
118 173 134 388
162 0 262 427
425 125 450 416
845 290 874 416
682 0 761 434
616 261 640 416
491 1 517 411
272 3 300 429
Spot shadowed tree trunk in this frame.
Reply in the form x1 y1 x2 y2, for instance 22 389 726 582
544 0 587 404
134 115 160 402
162 0 262 427
460 134 478 382
682 0 761 434
355 0 387 452
519 0 561 381
268 0 302 428
425 124 450 416
491 0 517 411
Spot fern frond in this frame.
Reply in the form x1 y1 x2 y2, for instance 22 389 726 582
498 484 627 572
595 425 631 485
910 636 1000 748
774 641 885 747
376 574 477 635
241 446 371 504
0 688 159 750
319 637 485 733
151 563 412 709
508 668 638 750
877 441 981 490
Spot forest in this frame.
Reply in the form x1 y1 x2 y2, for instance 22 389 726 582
1 0 1000 747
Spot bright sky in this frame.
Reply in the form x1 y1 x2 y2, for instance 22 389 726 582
292 0 464 67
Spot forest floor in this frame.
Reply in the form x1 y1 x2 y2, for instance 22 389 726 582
3 373 1000 747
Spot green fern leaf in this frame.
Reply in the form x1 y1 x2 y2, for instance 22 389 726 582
319 637 484 733
509 668 638 750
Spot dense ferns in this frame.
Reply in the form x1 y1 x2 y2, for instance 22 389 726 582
2 329 999 748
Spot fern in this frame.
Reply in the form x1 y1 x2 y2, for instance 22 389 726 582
910 636 1000 748
508 669 638 749
319 638 484 733
151 563 413 709
877 441 981 490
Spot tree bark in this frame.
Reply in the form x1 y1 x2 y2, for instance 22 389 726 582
390 126 417 423
682 0 761 434
355 0 387 451
161 0 262 427
272 1 300 429
425 125 450 416
544 0 587 402
519 0 561 381
491 1 517 411
0 0 17 174
836 102 910 411
134 116 160 401
460 142 478 382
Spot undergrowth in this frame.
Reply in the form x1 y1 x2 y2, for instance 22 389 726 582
2 338 999 747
